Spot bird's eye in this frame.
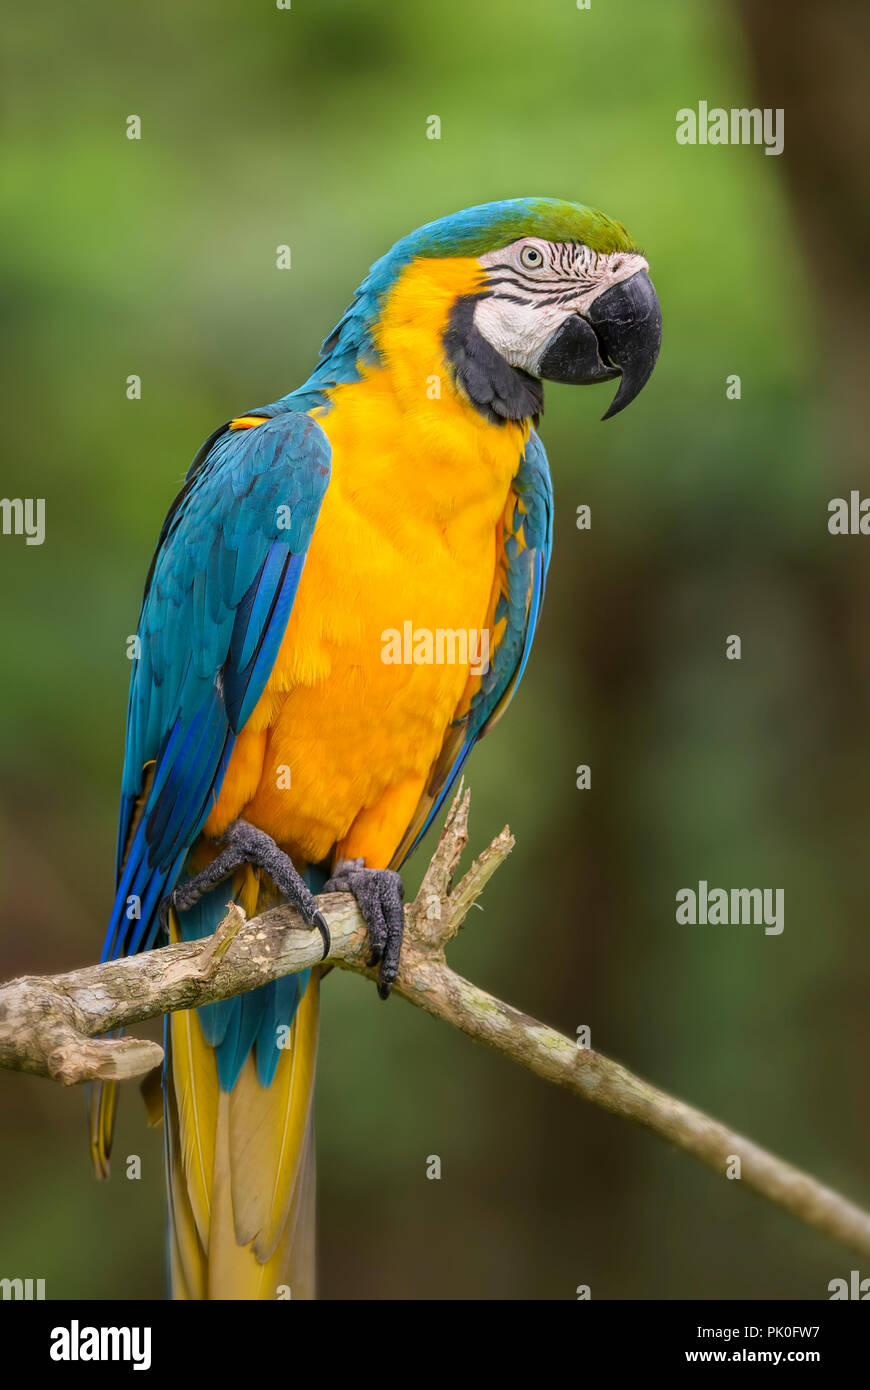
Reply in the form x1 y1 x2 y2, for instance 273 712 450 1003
520 245 544 269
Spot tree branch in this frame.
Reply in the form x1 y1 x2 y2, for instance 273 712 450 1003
2 786 869 1258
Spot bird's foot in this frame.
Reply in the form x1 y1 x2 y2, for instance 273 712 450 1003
323 859 405 998
157 819 330 959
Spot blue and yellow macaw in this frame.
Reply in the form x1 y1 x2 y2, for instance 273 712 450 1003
91 197 661 1298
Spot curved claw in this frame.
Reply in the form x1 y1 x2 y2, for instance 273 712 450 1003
313 909 331 962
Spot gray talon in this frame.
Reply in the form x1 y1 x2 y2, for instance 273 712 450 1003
323 859 404 996
156 819 330 955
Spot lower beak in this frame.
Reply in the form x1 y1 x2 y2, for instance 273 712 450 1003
537 269 662 420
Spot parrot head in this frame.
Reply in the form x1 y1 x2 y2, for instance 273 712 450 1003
358 197 662 422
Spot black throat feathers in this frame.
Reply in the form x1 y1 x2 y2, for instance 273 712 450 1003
443 294 543 426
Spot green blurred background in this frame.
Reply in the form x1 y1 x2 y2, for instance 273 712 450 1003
1 0 868 1299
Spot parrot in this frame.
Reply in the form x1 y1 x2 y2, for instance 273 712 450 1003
90 197 661 1299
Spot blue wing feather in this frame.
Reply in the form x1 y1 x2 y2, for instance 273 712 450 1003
102 411 331 968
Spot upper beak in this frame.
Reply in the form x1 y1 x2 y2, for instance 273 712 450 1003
586 269 662 419
537 269 662 420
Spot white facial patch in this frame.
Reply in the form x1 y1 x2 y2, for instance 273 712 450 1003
473 239 649 375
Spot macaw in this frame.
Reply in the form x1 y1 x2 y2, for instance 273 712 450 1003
90 197 661 1299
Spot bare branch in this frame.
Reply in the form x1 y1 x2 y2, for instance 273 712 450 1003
1 786 869 1259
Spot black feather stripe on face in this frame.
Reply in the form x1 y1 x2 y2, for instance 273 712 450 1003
485 241 607 297
443 295 543 425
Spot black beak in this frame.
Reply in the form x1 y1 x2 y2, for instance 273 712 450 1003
586 270 662 419
537 269 662 420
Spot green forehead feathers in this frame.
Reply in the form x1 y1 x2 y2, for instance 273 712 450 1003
396 198 638 261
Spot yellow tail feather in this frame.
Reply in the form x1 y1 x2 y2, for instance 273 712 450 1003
92 853 320 1298
166 973 319 1300
165 863 319 1300
89 1075 118 1180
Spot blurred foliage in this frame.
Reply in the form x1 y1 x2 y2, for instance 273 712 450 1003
0 0 867 1299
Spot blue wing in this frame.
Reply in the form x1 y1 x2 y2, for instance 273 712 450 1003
102 409 331 964
391 429 553 867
